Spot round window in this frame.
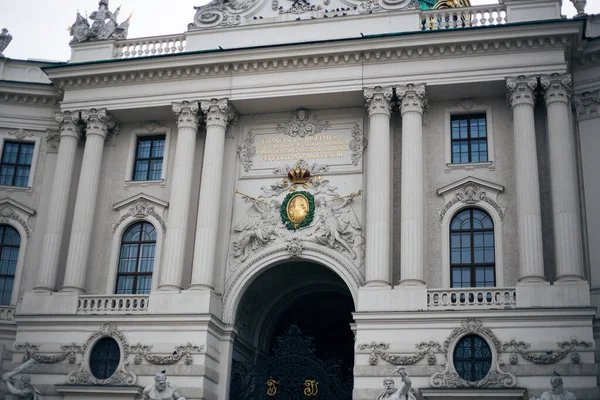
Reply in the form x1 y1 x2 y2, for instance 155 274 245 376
89 337 121 380
453 334 492 382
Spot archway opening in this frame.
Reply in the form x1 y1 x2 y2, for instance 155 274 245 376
230 261 355 400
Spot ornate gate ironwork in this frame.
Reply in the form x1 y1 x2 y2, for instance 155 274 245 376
230 325 353 400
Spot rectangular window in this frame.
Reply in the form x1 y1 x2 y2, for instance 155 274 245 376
451 114 488 164
0 142 35 187
132 135 165 181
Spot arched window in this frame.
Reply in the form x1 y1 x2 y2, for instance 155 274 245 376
0 225 20 305
450 208 495 288
115 222 156 294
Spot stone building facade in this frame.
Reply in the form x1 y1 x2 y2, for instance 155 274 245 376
0 0 599 399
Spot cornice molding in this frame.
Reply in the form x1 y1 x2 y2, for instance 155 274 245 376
45 31 574 91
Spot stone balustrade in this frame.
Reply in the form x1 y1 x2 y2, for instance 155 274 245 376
114 34 187 59
0 305 15 322
421 5 507 31
77 295 149 314
427 287 516 310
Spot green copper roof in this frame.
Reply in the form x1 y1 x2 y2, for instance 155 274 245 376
420 0 437 11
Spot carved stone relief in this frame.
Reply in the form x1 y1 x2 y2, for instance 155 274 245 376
276 109 330 138
430 319 516 389
349 124 367 166
272 158 330 176
189 0 265 30
437 179 505 223
8 128 34 140
15 342 81 364
573 89 600 121
502 338 592 365
45 129 60 153
113 199 167 234
237 131 256 172
357 341 441 366
0 199 35 238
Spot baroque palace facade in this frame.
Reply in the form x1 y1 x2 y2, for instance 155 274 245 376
0 0 600 399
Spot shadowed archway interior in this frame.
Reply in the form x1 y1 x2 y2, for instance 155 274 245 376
230 261 355 399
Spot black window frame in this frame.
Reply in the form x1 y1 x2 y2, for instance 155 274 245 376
0 225 19 305
450 208 496 288
450 113 488 164
132 135 166 181
115 222 156 295
0 141 35 187
453 334 493 382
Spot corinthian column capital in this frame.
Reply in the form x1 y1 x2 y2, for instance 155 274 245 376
540 73 572 106
55 111 82 139
172 101 200 130
573 90 600 121
81 108 118 139
506 75 538 108
364 86 393 117
396 83 428 115
200 98 236 129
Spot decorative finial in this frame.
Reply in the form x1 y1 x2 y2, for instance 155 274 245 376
570 0 587 17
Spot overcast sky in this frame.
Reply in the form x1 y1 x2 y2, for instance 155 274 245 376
1 0 598 62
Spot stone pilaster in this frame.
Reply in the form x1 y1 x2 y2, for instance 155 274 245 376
396 83 427 286
35 111 82 292
62 109 117 292
158 101 200 291
189 99 236 290
540 73 585 282
506 76 546 283
363 86 393 287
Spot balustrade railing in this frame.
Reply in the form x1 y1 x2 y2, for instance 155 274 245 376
427 287 516 309
114 34 187 59
421 5 507 31
0 305 15 322
77 295 149 314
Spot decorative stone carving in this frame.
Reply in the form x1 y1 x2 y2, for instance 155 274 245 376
276 109 330 138
15 342 81 364
357 0 382 14
68 322 136 385
540 73 573 105
56 111 83 139
131 342 203 366
189 0 263 30
437 178 505 223
201 98 237 129
279 0 322 14
573 90 600 120
502 338 592 365
506 75 538 107
570 0 587 17
272 158 330 176
140 121 166 132
286 237 304 257
0 199 35 238
349 124 367 166
8 128 34 140
142 372 186 400
45 129 60 153
1 359 43 399
172 101 200 130
396 83 428 115
113 199 167 234
230 178 364 270
0 28 12 56
530 375 577 400
364 86 394 116
237 131 256 172
81 108 118 138
430 319 515 389
69 0 130 43
377 367 416 400
358 341 441 366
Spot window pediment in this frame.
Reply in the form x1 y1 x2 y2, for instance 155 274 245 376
0 198 35 239
436 177 505 223
112 193 168 234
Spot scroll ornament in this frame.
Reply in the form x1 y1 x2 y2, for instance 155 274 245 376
357 341 442 366
502 338 592 365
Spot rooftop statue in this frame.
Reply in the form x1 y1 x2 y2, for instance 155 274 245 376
69 0 130 43
142 371 186 400
0 28 12 57
1 359 43 399
530 376 577 400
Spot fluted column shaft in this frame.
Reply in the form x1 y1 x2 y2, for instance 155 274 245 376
158 101 200 290
62 109 116 292
363 87 393 286
541 73 585 281
507 76 546 283
397 84 427 286
35 112 81 292
190 99 236 290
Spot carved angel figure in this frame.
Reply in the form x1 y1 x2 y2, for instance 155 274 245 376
312 194 360 259
70 1 129 43
233 196 282 262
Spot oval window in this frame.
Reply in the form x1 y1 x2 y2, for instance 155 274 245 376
89 337 121 380
453 334 492 382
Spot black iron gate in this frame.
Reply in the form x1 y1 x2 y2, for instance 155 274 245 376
230 325 353 400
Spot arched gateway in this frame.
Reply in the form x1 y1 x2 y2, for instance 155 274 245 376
225 251 359 399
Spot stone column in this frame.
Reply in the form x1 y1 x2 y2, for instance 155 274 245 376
158 101 200 291
189 99 236 290
506 76 547 283
396 84 427 286
62 109 117 292
363 86 393 287
34 112 81 292
541 73 585 281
